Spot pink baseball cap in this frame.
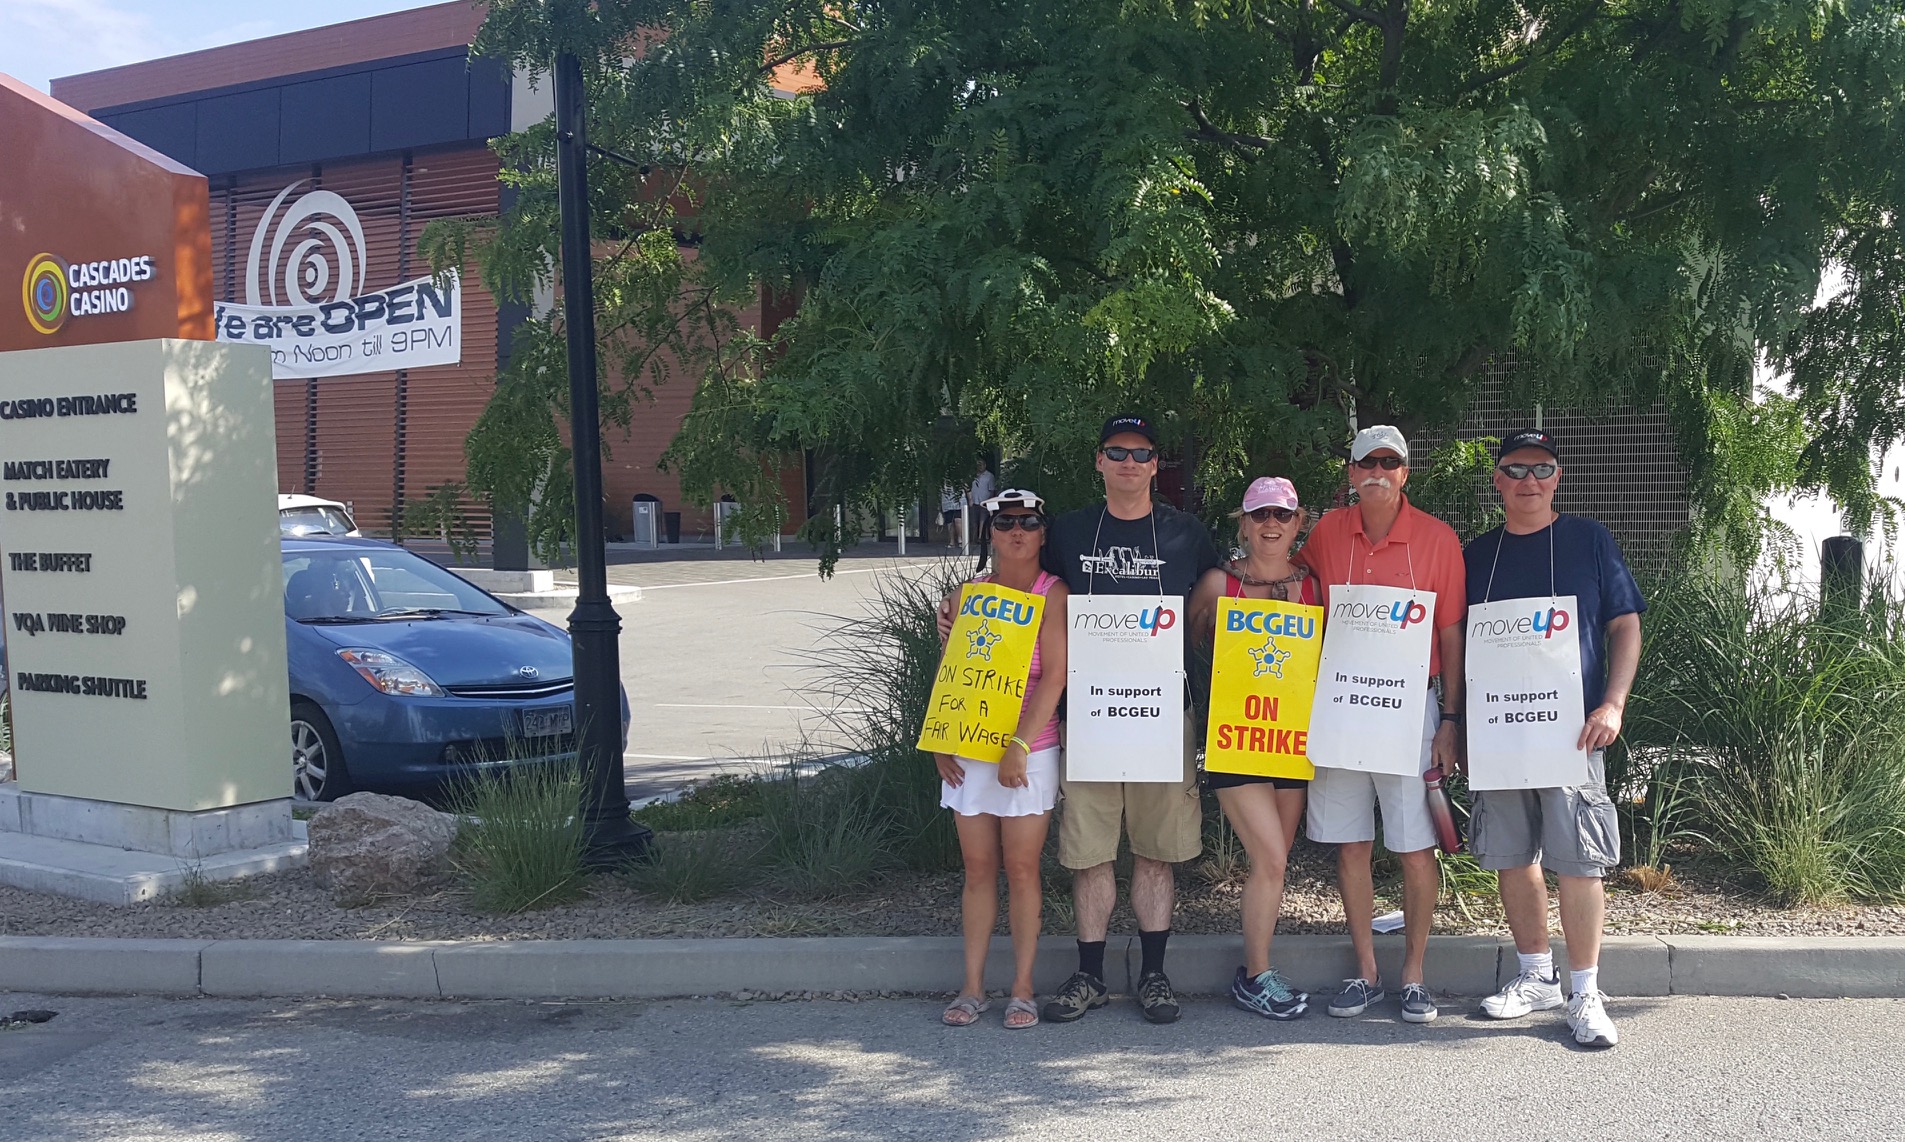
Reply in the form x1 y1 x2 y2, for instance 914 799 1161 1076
1240 477 1300 513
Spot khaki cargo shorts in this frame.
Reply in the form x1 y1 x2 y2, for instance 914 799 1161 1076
1056 712 1204 869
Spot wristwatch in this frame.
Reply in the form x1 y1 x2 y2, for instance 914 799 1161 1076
1439 710 1464 725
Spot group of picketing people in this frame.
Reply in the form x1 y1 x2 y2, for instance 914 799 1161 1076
927 414 1643 1048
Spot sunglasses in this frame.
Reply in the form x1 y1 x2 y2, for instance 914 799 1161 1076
1245 506 1298 523
1497 462 1557 480
1101 446 1158 464
1353 456 1405 471
990 514 1046 532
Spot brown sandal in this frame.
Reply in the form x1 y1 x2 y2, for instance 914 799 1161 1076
942 994 989 1026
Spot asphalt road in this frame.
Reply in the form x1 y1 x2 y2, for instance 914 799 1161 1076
1 992 1893 1140
524 550 962 801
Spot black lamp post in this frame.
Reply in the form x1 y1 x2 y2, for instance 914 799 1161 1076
553 44 651 864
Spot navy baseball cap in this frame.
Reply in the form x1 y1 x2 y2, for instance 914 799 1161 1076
1497 429 1558 460
1100 414 1158 445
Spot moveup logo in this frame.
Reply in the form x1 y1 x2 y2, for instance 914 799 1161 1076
1331 596 1428 629
246 181 369 307
1074 604 1177 637
20 252 155 335
1471 606 1572 640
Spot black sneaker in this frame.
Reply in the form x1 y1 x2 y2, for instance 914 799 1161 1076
1041 972 1109 1023
1137 970 1181 1024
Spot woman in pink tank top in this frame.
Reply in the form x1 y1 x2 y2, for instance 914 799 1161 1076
1187 476 1318 1019
933 488 1069 1030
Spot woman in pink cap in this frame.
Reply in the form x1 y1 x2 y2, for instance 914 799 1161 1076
1189 476 1318 1020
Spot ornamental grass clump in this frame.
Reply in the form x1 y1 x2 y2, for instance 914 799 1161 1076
766 561 972 891
624 826 756 904
1627 570 1905 905
447 756 589 914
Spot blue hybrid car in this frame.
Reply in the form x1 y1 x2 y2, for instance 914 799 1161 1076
282 536 625 801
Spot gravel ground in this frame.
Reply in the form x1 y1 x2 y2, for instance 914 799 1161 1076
3 836 1900 941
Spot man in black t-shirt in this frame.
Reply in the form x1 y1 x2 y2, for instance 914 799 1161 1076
1041 415 1219 1025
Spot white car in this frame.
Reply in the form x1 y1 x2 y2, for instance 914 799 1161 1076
277 494 361 538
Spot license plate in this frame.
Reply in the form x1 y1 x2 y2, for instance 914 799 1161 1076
522 705 574 738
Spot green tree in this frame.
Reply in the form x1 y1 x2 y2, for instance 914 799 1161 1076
442 0 1905 566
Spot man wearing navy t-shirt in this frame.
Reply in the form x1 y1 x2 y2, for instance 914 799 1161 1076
1463 429 1643 1049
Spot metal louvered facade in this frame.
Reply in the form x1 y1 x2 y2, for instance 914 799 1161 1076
205 149 500 538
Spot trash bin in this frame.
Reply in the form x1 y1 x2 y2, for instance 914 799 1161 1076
631 496 661 548
664 511 682 544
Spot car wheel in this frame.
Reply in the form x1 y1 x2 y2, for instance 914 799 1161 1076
291 701 353 802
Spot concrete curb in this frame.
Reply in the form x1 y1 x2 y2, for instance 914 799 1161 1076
3 934 1902 1001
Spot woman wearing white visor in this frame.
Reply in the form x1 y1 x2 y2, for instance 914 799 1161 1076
935 488 1070 1030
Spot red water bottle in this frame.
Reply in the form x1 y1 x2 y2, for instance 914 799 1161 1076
1423 767 1463 854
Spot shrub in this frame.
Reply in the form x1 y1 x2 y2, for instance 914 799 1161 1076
447 759 590 913
625 828 756 903
633 772 767 832
1626 569 1905 904
754 762 897 896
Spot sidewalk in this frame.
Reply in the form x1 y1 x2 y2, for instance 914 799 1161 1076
4 933 1901 1000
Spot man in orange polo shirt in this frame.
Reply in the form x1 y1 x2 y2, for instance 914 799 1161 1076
1297 425 1467 1024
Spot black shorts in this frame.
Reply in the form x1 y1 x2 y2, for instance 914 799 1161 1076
1204 769 1309 792
941 509 962 523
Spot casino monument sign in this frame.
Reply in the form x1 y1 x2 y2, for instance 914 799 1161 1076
0 72 296 903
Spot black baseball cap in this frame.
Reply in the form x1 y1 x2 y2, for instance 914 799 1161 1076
1498 429 1558 460
1100 414 1158 445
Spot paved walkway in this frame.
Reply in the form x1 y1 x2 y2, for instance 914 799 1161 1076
519 548 971 800
0 992 1893 1140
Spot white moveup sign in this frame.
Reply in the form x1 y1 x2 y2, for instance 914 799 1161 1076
212 180 462 379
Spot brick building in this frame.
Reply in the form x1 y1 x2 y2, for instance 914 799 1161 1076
51 1 801 548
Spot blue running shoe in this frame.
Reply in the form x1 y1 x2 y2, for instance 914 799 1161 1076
1232 966 1309 1020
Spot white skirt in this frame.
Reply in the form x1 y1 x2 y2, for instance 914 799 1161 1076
940 746 1061 818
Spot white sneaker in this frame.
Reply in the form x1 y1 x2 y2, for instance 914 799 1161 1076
1566 988 1619 1048
1480 971 1564 1019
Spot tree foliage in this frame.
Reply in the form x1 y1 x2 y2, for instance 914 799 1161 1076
442 0 1905 564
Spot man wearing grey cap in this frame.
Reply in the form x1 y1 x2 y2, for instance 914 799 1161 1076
1297 425 1469 1025
1463 428 1643 1048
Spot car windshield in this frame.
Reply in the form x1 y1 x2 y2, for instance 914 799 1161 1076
280 505 356 537
282 548 510 622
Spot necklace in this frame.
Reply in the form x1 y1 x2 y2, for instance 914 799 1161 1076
1229 559 1304 588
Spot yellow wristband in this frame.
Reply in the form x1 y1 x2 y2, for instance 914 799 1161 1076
1009 735 1031 754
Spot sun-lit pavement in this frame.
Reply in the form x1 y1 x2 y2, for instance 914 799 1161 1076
0 992 1893 1140
521 545 968 801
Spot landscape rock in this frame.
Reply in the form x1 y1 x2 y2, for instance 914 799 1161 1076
306 793 459 905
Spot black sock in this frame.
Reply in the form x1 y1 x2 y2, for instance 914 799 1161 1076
1077 940 1107 981
1140 929 1171 977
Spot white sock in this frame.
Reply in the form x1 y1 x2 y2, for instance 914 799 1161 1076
1571 966 1599 995
1518 951 1555 981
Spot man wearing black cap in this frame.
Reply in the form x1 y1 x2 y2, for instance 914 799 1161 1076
1043 415 1219 1024
1462 429 1644 1048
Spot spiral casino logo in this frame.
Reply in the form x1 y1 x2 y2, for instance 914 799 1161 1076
245 181 369 306
22 254 67 334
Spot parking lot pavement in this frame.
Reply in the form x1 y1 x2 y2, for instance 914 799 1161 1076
523 550 966 801
1 992 1896 1140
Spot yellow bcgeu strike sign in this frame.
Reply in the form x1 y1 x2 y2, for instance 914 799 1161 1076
916 582 1047 763
1205 596 1325 780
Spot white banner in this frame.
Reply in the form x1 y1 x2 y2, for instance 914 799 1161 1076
1464 595 1589 790
213 273 462 379
1308 583 1435 776
1065 594 1185 782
